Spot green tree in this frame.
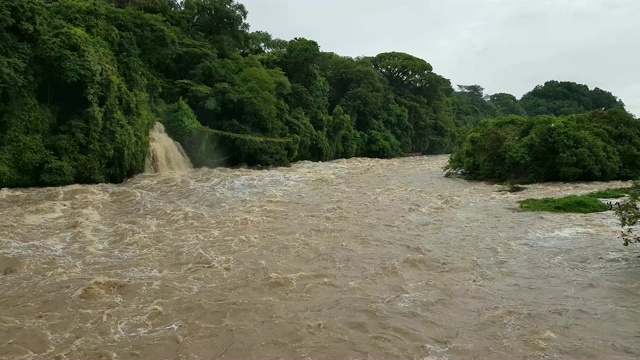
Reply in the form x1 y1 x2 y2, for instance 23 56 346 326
273 38 329 130
182 0 249 54
369 52 433 92
243 30 287 55
368 52 457 153
489 93 527 117
326 106 360 159
448 110 638 183
452 85 499 126
519 116 620 182
520 80 626 117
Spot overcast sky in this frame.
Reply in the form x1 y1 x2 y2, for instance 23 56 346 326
241 0 640 116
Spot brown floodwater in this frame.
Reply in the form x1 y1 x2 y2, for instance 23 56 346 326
1 152 639 359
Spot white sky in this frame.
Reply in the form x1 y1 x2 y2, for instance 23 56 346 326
242 0 640 116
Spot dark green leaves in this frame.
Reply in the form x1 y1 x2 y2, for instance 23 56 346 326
370 52 433 92
449 110 640 183
1 0 634 189
520 80 626 117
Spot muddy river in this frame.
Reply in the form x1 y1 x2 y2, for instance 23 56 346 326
1 155 639 359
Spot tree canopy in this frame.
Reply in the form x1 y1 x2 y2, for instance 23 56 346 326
0 0 634 188
448 110 639 183
520 80 625 117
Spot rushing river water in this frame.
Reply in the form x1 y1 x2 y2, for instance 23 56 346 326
1 154 639 359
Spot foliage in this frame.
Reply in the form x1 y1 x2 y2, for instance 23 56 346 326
161 98 294 167
448 115 530 181
614 182 640 247
520 80 625 117
0 0 156 188
452 85 499 127
449 110 639 183
518 184 634 218
587 188 630 199
369 52 433 92
451 80 628 130
489 93 527 117
184 126 295 168
519 196 608 213
0 0 634 188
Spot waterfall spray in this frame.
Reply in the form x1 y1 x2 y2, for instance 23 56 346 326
144 122 192 173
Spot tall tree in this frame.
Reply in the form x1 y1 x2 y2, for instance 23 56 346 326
489 93 527 117
369 52 433 93
452 85 499 126
368 52 457 153
520 80 626 117
182 0 249 55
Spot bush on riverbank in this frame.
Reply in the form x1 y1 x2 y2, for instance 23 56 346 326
448 110 640 183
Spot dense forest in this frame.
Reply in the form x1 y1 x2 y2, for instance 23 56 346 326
448 82 638 183
0 0 635 188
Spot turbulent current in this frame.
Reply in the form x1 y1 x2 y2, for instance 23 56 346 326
1 155 639 359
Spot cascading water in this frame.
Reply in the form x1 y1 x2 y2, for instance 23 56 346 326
144 122 193 173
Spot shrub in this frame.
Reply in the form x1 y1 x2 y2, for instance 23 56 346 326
614 182 640 247
40 159 75 186
448 110 640 183
363 129 403 159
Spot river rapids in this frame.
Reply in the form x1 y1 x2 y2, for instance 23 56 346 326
0 146 639 359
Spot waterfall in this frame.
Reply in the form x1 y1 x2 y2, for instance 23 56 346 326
144 122 193 174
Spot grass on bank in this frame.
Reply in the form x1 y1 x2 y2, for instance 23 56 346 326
518 187 631 213
585 188 628 199
519 196 608 213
